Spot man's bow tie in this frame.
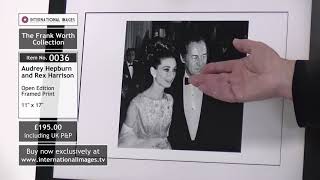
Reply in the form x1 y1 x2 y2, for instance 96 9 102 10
185 77 190 85
128 63 133 67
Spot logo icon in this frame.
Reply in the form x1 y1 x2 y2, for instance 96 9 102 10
22 16 29 23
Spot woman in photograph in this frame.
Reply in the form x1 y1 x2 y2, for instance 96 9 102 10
118 38 177 149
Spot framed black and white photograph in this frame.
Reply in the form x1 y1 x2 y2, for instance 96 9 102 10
118 21 248 152
73 12 287 165
51 1 312 179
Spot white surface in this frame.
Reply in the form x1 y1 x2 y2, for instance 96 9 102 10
53 0 311 179
0 0 49 180
76 13 286 165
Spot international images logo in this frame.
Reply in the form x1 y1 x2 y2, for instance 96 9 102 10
22 16 29 23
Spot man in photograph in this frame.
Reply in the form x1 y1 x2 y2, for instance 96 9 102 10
119 48 144 131
168 33 243 152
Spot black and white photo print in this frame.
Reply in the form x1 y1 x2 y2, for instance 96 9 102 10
118 21 248 152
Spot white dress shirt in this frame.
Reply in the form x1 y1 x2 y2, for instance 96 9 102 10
127 61 134 78
183 72 203 141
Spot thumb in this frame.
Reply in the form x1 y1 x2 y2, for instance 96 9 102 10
233 38 259 54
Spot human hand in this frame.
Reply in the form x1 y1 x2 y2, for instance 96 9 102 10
153 139 171 149
121 86 128 98
143 138 170 149
190 39 296 102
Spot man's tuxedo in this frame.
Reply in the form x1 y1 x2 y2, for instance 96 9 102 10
167 71 243 152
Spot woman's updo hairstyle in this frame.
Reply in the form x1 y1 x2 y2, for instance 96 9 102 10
144 37 177 69
141 37 177 90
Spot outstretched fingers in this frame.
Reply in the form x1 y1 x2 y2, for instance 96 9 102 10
190 73 237 102
200 60 238 74
233 38 260 54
